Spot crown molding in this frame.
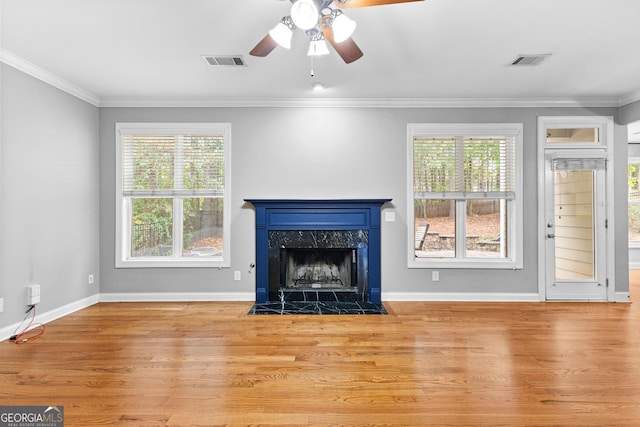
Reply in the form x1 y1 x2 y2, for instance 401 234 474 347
98 96 622 109
620 89 640 107
2 48 637 109
0 48 100 107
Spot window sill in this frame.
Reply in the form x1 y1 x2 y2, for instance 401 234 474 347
409 258 522 270
116 258 229 268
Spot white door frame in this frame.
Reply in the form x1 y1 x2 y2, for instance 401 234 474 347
537 116 616 301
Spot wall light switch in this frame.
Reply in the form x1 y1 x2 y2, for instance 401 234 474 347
432 271 440 282
234 271 241 281
384 212 396 222
0 298 4 312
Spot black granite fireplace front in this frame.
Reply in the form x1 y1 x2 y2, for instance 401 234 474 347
245 199 390 309
269 229 367 302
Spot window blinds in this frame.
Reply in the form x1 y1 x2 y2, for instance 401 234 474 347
552 158 605 171
413 136 516 200
122 134 225 197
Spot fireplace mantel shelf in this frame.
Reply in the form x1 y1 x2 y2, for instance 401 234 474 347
245 199 392 204
245 199 391 304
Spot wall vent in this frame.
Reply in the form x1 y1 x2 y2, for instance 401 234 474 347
202 55 246 67
510 54 550 66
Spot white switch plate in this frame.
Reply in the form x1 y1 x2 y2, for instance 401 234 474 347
384 211 396 222
0 298 4 312
234 271 241 281
27 285 41 305
432 271 440 281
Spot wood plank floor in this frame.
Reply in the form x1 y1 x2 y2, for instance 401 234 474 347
1 277 639 426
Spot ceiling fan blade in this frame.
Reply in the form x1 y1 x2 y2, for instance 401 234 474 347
334 0 424 8
322 28 363 64
250 34 279 57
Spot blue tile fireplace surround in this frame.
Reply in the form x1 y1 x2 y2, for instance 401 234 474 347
245 199 391 310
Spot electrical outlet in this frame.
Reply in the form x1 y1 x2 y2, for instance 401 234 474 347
432 271 440 282
234 271 241 281
384 211 396 222
88 274 94 284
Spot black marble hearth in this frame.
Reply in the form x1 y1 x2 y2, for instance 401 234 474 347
249 294 387 315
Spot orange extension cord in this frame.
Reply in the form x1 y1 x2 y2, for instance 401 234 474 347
10 305 45 344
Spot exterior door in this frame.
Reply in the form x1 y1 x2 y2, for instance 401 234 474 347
544 154 607 300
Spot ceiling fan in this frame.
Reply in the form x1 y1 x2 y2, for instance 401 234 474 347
250 0 424 64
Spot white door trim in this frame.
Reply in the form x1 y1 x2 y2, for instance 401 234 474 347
537 116 616 301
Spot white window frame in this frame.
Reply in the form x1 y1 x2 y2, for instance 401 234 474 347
628 157 640 248
407 123 523 269
115 123 231 268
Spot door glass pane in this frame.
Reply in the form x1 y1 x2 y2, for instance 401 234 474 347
131 198 173 257
466 199 507 259
629 204 640 244
415 200 455 258
546 128 599 143
183 197 224 257
554 170 594 280
628 163 640 243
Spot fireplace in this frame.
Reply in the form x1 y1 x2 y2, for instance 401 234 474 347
245 199 390 305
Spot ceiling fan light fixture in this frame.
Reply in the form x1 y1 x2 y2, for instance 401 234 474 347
331 9 356 43
268 16 296 49
307 33 330 56
291 0 319 30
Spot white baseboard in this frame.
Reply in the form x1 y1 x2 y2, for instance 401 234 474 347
99 292 255 302
0 294 99 342
615 292 631 303
629 262 640 269
382 292 542 302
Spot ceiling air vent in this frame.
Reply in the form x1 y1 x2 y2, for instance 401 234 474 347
202 55 246 67
510 54 550 66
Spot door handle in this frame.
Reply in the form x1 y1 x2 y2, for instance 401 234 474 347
547 233 555 238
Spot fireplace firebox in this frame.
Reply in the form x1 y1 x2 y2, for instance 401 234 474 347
245 199 390 304
282 248 356 290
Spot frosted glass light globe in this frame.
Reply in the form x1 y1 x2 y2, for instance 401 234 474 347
291 0 319 30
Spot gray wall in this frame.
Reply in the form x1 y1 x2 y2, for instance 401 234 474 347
0 62 628 328
621 99 640 125
99 106 629 297
0 64 100 329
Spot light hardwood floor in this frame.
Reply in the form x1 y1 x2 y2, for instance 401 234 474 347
1 277 639 426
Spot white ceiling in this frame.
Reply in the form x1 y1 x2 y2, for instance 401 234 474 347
2 0 640 106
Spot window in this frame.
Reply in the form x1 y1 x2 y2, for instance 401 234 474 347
546 127 600 144
407 123 523 269
116 123 231 267
629 158 640 247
